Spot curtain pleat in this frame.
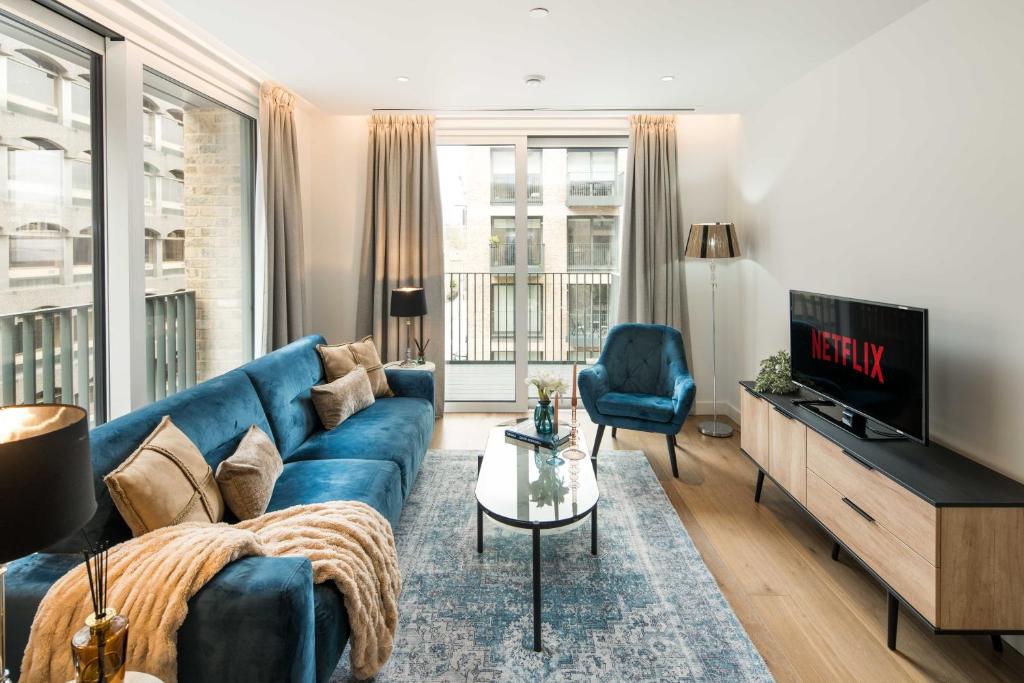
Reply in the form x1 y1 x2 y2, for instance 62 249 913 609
259 82 308 350
617 115 690 353
357 115 445 413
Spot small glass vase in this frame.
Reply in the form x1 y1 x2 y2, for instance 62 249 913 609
534 400 554 434
71 609 129 683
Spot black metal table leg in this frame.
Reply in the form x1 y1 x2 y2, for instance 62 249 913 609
831 541 841 562
591 505 598 555
754 469 765 503
477 503 483 553
532 527 541 652
887 592 899 650
992 634 1004 653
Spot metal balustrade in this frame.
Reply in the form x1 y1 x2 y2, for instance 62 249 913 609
0 290 197 414
490 174 543 204
489 241 544 269
445 271 612 365
567 242 615 270
566 173 624 206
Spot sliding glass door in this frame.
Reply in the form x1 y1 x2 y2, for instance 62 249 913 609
0 10 105 421
439 135 626 409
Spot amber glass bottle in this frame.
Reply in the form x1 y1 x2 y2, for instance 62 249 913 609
71 609 129 683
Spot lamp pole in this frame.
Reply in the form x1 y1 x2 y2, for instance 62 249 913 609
699 257 733 437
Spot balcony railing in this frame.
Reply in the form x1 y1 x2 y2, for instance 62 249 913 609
567 242 615 270
489 241 544 269
445 271 612 364
490 174 543 204
566 173 624 206
0 290 197 415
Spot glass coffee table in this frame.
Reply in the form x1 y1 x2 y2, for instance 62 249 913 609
475 426 600 652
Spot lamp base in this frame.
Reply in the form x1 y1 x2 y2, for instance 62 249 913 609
698 420 734 438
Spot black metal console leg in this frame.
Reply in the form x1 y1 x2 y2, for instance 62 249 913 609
591 505 598 555
992 634 1004 653
611 427 618 438
532 527 542 652
592 424 605 459
754 470 765 503
887 592 899 650
831 541 841 562
666 434 679 478
477 503 483 553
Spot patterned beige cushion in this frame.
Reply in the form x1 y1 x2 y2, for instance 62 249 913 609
104 416 225 536
215 425 283 520
316 335 393 397
310 365 376 430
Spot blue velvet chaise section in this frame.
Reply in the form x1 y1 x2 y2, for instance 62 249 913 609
4 334 434 682
578 323 696 477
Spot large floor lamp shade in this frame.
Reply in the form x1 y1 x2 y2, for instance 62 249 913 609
0 404 96 683
685 223 741 438
390 287 428 367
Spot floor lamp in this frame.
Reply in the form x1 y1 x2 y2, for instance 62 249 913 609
685 222 741 438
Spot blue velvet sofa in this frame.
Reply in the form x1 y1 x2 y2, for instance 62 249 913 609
5 334 434 682
578 323 696 478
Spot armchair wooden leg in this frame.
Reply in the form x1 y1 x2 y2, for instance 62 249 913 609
666 434 679 478
611 427 618 438
592 424 605 460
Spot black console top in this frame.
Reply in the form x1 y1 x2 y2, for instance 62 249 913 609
740 381 1024 507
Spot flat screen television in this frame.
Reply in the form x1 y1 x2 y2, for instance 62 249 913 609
790 291 928 444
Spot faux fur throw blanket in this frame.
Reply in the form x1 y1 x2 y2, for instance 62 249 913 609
20 501 401 682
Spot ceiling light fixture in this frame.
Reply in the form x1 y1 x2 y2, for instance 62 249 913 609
524 74 546 87
395 76 410 83
529 7 550 19
661 75 675 82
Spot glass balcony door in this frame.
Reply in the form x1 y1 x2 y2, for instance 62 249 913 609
439 139 533 408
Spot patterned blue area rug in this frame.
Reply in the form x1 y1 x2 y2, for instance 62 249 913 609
334 450 773 682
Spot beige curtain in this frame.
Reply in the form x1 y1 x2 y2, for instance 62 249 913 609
617 115 689 337
259 82 308 350
356 115 445 412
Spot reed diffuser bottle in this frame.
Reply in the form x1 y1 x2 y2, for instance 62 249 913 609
71 543 128 683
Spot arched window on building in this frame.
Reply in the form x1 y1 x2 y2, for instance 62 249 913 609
163 170 184 215
162 108 185 153
164 229 185 265
10 222 67 270
7 49 64 119
142 95 159 147
74 227 92 266
143 162 160 213
7 138 65 204
144 228 159 269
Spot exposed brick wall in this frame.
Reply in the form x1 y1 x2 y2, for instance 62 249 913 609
183 108 244 381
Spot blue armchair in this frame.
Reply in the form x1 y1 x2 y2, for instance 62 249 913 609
577 323 696 478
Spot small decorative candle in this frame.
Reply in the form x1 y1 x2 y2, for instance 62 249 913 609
552 392 559 431
571 362 578 409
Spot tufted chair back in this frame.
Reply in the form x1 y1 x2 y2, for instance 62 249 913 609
599 323 689 397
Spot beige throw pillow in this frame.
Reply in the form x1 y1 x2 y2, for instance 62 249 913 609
104 416 225 536
215 425 283 520
317 335 393 398
311 365 376 430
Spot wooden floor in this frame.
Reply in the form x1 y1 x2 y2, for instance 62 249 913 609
431 411 1024 682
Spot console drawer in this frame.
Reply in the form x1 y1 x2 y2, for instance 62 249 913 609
769 407 807 504
806 430 938 565
740 389 769 468
807 471 937 623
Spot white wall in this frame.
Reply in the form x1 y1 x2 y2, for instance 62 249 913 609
729 0 1024 481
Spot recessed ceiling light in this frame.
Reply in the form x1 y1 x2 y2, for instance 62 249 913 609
395 76 410 83
661 75 675 82
529 7 550 19
524 74 545 87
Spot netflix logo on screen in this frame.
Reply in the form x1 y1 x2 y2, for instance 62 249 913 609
809 328 885 384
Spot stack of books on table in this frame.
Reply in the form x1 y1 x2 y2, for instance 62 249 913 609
505 421 571 451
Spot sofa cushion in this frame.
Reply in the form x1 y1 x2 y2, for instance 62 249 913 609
105 416 226 536
310 366 375 430
216 425 283 521
49 369 273 552
267 458 404 530
241 335 327 458
285 397 432 499
317 336 393 398
597 391 675 423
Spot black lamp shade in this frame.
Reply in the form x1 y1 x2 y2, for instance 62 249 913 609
390 287 428 318
0 404 96 563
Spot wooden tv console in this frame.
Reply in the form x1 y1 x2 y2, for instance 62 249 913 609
739 381 1024 651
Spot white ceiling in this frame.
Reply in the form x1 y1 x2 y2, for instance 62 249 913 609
164 0 927 115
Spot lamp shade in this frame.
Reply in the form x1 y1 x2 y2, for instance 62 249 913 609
0 404 95 563
685 222 741 259
390 287 428 318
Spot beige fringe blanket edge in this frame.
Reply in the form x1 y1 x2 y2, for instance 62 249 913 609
19 501 400 682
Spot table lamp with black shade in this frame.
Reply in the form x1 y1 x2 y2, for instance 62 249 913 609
0 404 96 683
390 287 428 367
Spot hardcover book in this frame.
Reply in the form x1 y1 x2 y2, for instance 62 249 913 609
505 422 571 451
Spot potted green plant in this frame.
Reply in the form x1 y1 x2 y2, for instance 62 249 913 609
754 350 799 394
